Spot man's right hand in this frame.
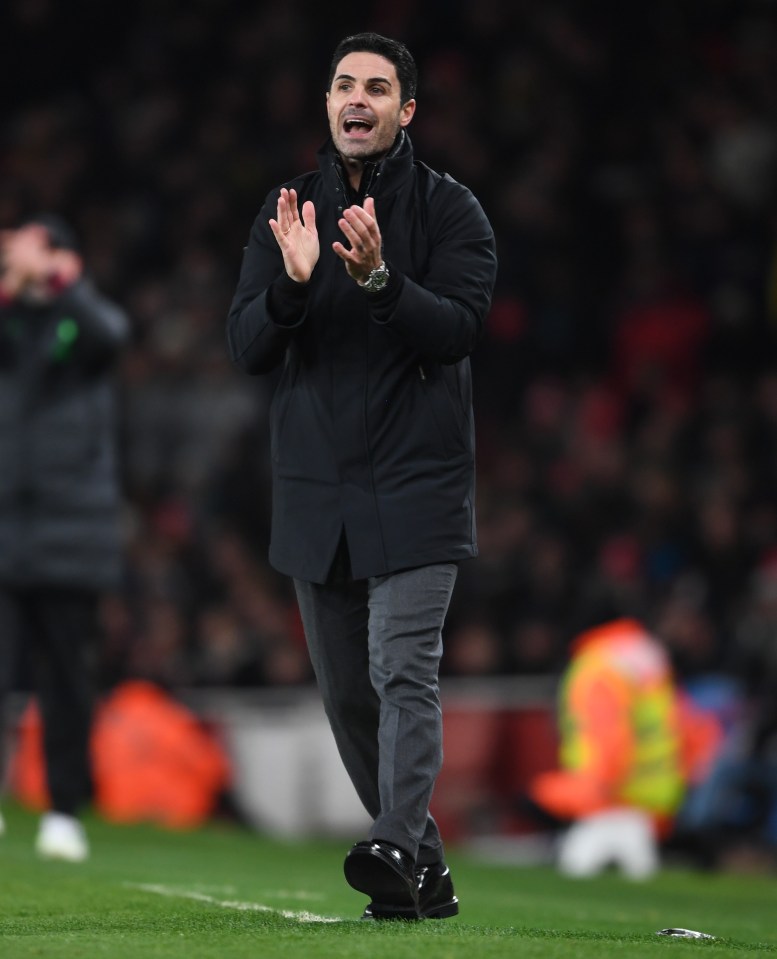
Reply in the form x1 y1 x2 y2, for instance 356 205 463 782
269 188 319 284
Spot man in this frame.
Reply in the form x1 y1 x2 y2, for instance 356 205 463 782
0 215 129 860
228 33 496 918
527 616 722 879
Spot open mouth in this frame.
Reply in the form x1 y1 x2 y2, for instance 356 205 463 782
343 117 374 137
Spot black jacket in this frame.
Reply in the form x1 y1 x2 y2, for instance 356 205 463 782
228 134 497 583
0 278 129 589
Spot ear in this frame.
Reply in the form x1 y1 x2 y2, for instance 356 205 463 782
399 98 416 128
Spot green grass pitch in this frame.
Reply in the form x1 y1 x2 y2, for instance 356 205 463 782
1 802 775 958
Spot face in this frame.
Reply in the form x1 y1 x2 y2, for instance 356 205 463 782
327 51 415 162
0 224 81 288
0 225 49 272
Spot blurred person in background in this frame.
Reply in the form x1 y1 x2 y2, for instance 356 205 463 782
227 32 496 919
526 610 721 879
0 215 129 860
674 553 777 872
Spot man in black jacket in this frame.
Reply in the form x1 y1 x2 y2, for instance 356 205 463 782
228 33 496 918
0 214 129 860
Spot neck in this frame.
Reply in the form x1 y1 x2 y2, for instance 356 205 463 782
342 156 365 192
335 130 406 192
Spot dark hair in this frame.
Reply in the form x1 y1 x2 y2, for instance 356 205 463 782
22 213 80 253
328 32 417 104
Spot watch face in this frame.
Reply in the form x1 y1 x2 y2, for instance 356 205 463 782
365 263 389 291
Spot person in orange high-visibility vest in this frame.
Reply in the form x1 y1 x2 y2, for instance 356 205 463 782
528 618 721 879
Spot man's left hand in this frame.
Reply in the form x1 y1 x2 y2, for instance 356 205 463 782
333 197 383 285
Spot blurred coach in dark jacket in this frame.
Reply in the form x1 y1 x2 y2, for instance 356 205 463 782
228 33 496 920
0 214 129 861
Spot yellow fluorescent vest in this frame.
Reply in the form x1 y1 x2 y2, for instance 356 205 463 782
558 619 686 816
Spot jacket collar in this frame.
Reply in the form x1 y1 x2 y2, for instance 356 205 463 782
318 130 414 207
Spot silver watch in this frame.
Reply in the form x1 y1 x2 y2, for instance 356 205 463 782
359 261 390 293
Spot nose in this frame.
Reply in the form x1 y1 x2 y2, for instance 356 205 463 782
346 84 368 107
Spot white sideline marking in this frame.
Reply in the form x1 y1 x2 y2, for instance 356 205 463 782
126 882 341 924
152 884 323 901
259 889 325 901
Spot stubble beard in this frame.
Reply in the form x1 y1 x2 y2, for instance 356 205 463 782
332 117 401 166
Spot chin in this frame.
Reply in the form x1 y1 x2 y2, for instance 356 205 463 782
340 143 390 164
338 141 372 158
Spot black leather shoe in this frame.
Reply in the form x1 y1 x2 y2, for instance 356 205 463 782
345 840 419 920
361 860 459 920
417 862 459 918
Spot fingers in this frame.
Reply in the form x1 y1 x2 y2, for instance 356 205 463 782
280 189 293 235
331 240 350 263
285 188 300 223
337 203 380 261
341 203 379 241
301 199 316 234
273 188 299 236
270 189 316 247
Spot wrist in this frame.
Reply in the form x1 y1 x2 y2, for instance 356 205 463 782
357 260 390 293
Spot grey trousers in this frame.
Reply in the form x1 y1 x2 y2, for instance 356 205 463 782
294 562 458 865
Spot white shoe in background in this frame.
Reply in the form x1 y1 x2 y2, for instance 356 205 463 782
35 812 89 862
0 809 5 837
557 807 659 880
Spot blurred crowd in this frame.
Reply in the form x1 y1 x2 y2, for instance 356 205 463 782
2 0 777 714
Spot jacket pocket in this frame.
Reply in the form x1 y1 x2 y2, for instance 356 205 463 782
417 363 468 459
270 357 298 463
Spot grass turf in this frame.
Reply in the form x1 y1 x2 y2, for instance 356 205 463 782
1 802 775 958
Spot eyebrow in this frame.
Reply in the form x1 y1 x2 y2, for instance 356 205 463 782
334 73 393 87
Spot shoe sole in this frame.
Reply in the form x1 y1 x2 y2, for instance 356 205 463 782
362 896 460 921
367 903 421 920
421 896 459 919
344 852 418 911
